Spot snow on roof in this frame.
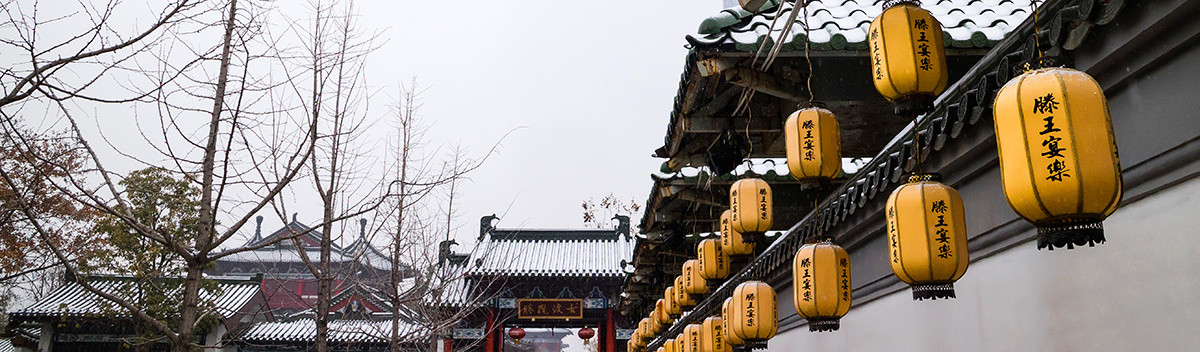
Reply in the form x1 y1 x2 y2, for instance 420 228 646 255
239 318 421 344
689 0 1035 51
467 229 633 277
10 275 261 320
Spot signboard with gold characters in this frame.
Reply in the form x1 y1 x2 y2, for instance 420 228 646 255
517 298 584 320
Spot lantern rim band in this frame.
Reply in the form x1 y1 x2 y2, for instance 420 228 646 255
1037 218 1105 250
911 283 956 301
882 0 921 10
1015 56 1067 75
906 172 942 183
805 318 841 332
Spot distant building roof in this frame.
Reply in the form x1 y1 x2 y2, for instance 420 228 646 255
9 275 263 320
226 216 391 271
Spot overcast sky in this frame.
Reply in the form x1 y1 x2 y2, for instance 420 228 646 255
328 0 723 245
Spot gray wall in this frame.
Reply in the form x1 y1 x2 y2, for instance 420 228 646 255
772 176 1200 351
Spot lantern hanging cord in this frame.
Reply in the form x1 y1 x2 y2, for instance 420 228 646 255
802 3 815 104
761 0 806 71
1032 0 1043 59
735 1 790 117
911 112 922 174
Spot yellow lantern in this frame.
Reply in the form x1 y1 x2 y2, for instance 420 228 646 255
700 316 731 352
868 0 949 114
697 239 730 282
657 347 665 352
792 241 852 331
682 260 709 295
785 106 842 181
641 318 655 336
729 281 777 342
663 339 676 352
993 67 1122 250
720 210 754 256
720 298 745 347
675 334 685 352
629 340 638 352
655 299 674 325
664 287 681 316
684 324 702 352
674 276 696 308
729 178 773 238
886 173 970 300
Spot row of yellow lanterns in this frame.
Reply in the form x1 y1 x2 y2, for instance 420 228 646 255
629 201 779 351
634 0 1123 347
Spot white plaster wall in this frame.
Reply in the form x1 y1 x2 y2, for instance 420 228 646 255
767 176 1200 352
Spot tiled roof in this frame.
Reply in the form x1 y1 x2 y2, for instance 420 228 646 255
9 275 261 320
345 235 392 271
687 0 1034 51
219 247 354 264
467 229 633 277
0 339 13 352
239 318 420 344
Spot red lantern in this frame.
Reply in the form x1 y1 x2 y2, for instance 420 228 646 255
508 327 526 344
578 327 596 343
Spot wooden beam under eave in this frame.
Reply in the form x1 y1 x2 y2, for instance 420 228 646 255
724 67 807 102
674 189 724 208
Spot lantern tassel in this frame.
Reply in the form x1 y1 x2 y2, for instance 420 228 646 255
1037 219 1105 250
806 318 841 332
911 283 956 300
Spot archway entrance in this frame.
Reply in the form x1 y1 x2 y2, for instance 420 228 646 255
440 216 635 352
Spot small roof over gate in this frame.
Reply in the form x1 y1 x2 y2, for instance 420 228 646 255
467 226 633 278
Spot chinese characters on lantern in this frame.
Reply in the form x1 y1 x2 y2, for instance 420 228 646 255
931 200 952 259
758 188 769 220
839 258 850 302
871 29 883 80
799 258 812 302
802 120 816 161
745 293 756 326
888 207 899 263
914 19 932 71
1034 93 1070 182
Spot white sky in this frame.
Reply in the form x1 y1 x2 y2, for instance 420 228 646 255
8 0 725 250
338 0 723 245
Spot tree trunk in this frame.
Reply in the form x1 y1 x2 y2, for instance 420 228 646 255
176 0 238 351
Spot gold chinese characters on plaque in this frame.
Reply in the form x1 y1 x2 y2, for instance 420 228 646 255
517 299 584 320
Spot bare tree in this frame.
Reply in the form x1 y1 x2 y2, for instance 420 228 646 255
271 0 383 350
0 0 356 350
371 81 512 351
582 193 643 234
0 0 196 108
